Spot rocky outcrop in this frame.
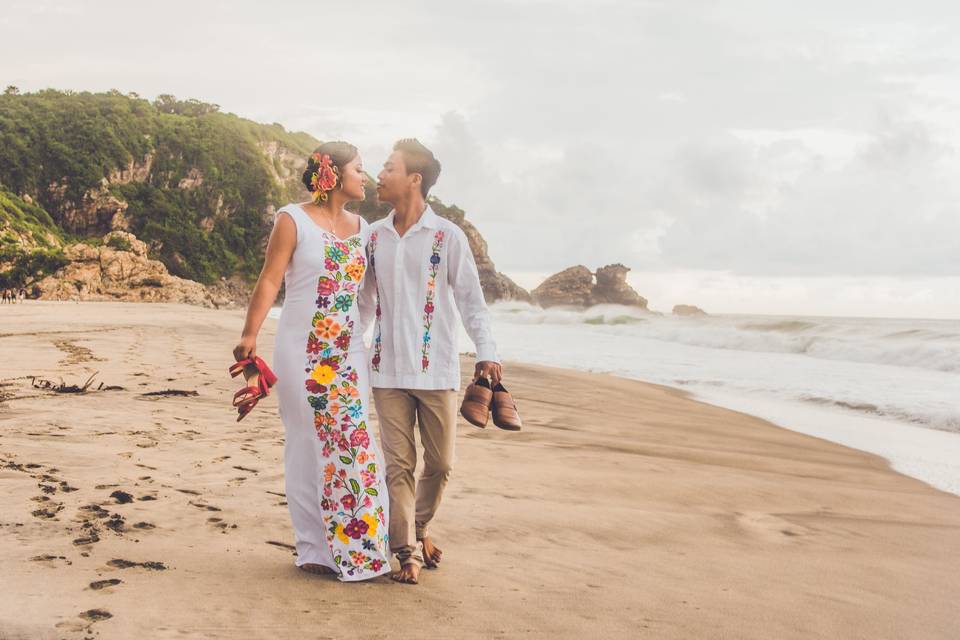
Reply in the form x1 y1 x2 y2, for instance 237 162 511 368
426 199 531 304
673 304 707 317
35 231 222 306
458 218 531 303
532 264 648 309
45 154 154 236
260 141 311 201
591 264 648 307
531 266 595 307
177 167 204 189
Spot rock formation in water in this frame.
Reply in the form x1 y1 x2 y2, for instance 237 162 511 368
591 264 648 307
672 304 707 316
532 263 648 309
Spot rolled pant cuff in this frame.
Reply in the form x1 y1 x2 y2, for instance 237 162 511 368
395 541 424 569
415 522 428 540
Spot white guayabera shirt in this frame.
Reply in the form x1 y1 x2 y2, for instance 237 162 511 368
361 205 499 391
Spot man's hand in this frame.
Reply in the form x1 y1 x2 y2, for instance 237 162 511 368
474 360 502 387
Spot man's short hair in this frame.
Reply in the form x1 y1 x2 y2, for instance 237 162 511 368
394 138 441 197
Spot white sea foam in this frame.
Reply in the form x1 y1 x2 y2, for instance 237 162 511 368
476 302 960 495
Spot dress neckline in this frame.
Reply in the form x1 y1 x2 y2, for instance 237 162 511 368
295 203 363 242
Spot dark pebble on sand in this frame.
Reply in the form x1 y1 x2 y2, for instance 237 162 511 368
110 490 134 504
139 495 157 501
132 522 155 529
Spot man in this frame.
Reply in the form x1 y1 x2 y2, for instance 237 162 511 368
364 139 501 585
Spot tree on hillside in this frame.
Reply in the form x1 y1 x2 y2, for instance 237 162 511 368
154 94 220 117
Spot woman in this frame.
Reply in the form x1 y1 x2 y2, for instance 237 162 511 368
233 141 391 581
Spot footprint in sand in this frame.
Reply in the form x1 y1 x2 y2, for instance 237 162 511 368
32 503 64 519
72 531 101 546
89 578 123 590
207 516 238 533
106 559 168 571
110 490 135 504
734 512 812 542
30 554 72 566
78 504 112 519
233 465 259 474
103 514 126 533
266 540 296 555
56 609 112 633
189 501 222 512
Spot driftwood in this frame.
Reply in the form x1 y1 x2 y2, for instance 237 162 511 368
24 372 125 394
30 372 98 393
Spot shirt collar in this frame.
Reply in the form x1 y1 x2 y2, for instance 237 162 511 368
384 204 440 236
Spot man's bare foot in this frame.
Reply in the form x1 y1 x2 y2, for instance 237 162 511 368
390 562 420 584
299 563 336 576
420 536 443 568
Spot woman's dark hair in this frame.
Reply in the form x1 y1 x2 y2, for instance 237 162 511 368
394 138 441 197
301 141 359 194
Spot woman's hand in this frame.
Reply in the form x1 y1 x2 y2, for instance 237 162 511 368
233 336 257 362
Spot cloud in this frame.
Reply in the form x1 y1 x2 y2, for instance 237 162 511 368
2 0 959 284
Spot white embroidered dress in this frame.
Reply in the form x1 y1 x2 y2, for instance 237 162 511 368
272 204 391 581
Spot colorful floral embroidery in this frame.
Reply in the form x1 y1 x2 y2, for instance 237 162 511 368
368 231 383 372
420 230 445 372
303 234 389 578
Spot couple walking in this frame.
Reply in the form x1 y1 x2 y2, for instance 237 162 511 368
234 139 511 584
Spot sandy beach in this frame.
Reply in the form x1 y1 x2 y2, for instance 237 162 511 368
1 302 958 639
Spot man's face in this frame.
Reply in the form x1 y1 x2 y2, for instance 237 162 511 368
376 151 418 205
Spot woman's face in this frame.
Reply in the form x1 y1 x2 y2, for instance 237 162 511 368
338 155 366 201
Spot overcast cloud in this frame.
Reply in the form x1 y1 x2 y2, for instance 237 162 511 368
3 0 959 315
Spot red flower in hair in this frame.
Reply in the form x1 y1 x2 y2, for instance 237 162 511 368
309 153 340 202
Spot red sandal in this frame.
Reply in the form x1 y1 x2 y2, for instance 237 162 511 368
230 356 278 422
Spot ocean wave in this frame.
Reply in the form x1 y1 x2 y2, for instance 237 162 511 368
799 395 960 434
489 302 960 373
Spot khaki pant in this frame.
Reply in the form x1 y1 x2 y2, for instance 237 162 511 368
372 387 458 567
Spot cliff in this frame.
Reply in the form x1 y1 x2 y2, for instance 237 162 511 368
1 90 528 304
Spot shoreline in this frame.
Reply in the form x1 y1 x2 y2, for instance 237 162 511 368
2 302 959 638
17 300 960 497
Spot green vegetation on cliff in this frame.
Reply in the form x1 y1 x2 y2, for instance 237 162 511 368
0 188 67 289
0 188 63 248
0 89 318 283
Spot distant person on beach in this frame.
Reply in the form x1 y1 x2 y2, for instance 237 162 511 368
233 141 392 581
2 289 11 304
364 139 505 584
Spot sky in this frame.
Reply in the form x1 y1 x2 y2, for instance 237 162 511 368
3 0 960 317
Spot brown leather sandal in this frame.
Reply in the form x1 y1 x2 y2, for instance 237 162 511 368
460 377 493 427
491 383 522 431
